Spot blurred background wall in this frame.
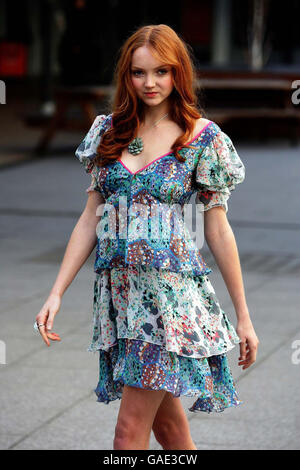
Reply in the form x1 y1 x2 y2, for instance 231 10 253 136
0 0 300 157
2 0 300 79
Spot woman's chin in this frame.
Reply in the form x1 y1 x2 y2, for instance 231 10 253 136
140 97 167 107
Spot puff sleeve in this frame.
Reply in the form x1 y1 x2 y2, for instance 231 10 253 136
195 129 245 213
75 114 107 193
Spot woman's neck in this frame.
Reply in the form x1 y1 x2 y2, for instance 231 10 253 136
141 103 171 127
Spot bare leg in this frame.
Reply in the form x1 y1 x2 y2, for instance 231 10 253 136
152 392 197 450
113 385 167 450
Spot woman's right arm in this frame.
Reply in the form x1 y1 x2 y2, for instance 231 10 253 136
35 191 105 346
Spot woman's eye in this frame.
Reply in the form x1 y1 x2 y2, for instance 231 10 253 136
132 69 168 76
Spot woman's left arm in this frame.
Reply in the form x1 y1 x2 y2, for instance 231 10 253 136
204 206 259 370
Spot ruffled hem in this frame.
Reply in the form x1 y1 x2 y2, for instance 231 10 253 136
93 338 243 414
89 266 242 359
87 332 240 359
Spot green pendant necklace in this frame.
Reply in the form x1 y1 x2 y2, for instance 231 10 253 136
128 112 169 156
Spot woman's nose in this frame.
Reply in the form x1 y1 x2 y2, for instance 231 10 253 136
145 74 155 87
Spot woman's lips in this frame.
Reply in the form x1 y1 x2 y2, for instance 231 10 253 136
145 92 158 97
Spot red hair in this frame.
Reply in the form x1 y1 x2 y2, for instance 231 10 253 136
95 24 202 167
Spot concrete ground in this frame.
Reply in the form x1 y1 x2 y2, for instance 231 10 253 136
0 99 299 450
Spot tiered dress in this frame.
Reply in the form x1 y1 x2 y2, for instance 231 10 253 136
75 114 246 413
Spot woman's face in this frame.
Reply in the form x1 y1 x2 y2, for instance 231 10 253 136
130 46 174 107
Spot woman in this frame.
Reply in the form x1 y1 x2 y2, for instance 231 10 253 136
35 24 259 450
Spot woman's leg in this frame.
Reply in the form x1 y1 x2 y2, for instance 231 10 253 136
152 392 197 450
113 385 167 450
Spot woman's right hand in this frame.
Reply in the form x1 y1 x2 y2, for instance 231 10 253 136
236 317 259 370
35 293 62 346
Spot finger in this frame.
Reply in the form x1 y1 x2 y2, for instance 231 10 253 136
239 341 247 360
246 342 257 358
47 332 60 338
239 350 254 362
46 312 56 330
248 349 257 364
47 332 61 341
36 311 49 329
45 327 59 336
238 352 256 369
241 361 255 370
38 325 50 346
45 327 60 338
238 354 251 364
238 359 250 369
240 350 251 360
238 359 248 366
46 330 60 336
239 343 252 359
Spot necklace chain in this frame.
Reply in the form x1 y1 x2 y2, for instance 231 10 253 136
127 112 169 156
147 112 169 128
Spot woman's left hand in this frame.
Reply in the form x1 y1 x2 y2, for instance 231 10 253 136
236 318 259 370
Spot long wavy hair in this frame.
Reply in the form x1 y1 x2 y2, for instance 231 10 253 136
95 24 203 167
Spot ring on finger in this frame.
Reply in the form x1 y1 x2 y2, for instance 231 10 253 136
33 321 46 332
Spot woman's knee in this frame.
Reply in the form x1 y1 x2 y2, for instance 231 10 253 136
114 415 138 442
114 419 134 449
152 395 191 448
113 385 167 449
153 419 185 448
113 415 150 449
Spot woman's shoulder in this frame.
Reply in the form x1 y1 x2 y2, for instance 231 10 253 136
192 117 216 140
95 113 112 127
195 117 211 129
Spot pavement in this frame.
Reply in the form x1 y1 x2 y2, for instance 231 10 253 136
0 101 299 450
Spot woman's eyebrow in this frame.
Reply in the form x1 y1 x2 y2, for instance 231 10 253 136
131 65 168 70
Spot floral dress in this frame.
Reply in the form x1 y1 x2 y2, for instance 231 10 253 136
75 114 246 413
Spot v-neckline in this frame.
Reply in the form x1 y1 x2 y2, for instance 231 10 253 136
117 120 213 176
